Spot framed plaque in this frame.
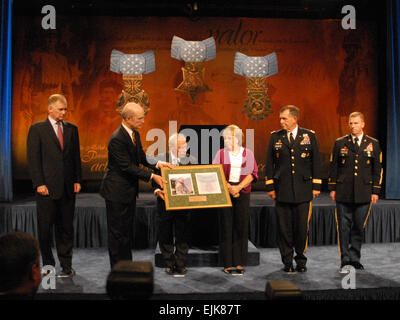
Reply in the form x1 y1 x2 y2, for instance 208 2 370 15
161 164 232 211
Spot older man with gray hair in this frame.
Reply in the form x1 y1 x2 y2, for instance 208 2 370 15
100 102 173 268
153 132 197 276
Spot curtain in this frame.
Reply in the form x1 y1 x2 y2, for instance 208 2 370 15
386 0 400 199
0 0 13 202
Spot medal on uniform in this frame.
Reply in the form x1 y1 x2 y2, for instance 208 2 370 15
365 142 373 157
275 140 282 150
300 133 311 145
301 153 306 158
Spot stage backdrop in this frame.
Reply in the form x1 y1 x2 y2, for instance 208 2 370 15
11 16 379 189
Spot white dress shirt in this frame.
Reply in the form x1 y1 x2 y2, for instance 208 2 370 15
170 152 180 166
287 125 298 141
121 122 157 180
351 133 364 146
121 123 135 143
48 116 63 135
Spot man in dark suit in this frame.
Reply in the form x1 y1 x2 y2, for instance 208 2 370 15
27 94 82 278
152 133 197 276
329 112 383 273
100 102 173 268
265 105 321 273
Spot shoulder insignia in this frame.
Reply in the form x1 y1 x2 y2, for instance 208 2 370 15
365 135 378 142
336 135 347 141
301 128 315 134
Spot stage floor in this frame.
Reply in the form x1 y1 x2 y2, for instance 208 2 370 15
2 192 400 249
35 242 400 300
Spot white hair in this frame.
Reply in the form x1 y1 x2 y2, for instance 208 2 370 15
169 133 186 148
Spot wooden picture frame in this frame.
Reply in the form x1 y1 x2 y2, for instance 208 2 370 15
161 164 232 211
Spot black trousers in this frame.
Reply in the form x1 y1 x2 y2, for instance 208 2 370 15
35 191 75 271
219 192 250 268
275 201 312 268
105 198 136 269
335 202 371 264
156 200 190 269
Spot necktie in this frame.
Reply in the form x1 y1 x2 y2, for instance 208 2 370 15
56 121 63 151
132 131 136 146
289 132 294 146
354 137 359 152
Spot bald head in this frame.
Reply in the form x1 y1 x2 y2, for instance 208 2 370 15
121 103 143 119
121 103 145 130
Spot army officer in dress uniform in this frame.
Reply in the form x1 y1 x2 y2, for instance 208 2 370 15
265 105 322 273
328 112 383 273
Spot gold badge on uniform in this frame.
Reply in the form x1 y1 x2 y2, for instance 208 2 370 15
301 153 306 158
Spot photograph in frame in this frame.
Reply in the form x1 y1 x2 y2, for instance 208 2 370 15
169 173 195 196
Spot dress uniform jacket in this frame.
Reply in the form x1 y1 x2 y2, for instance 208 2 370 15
265 127 322 203
328 134 383 203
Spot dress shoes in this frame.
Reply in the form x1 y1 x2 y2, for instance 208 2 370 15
223 268 233 275
295 265 307 273
57 268 76 278
165 267 174 275
236 268 244 276
283 264 296 273
351 261 364 270
174 267 187 276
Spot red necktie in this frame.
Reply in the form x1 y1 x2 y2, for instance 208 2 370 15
57 121 64 150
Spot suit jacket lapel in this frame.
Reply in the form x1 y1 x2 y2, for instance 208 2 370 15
120 125 139 162
62 122 72 153
359 135 369 154
281 131 290 148
294 128 304 147
46 118 63 151
344 135 356 153
120 125 134 148
283 128 301 149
